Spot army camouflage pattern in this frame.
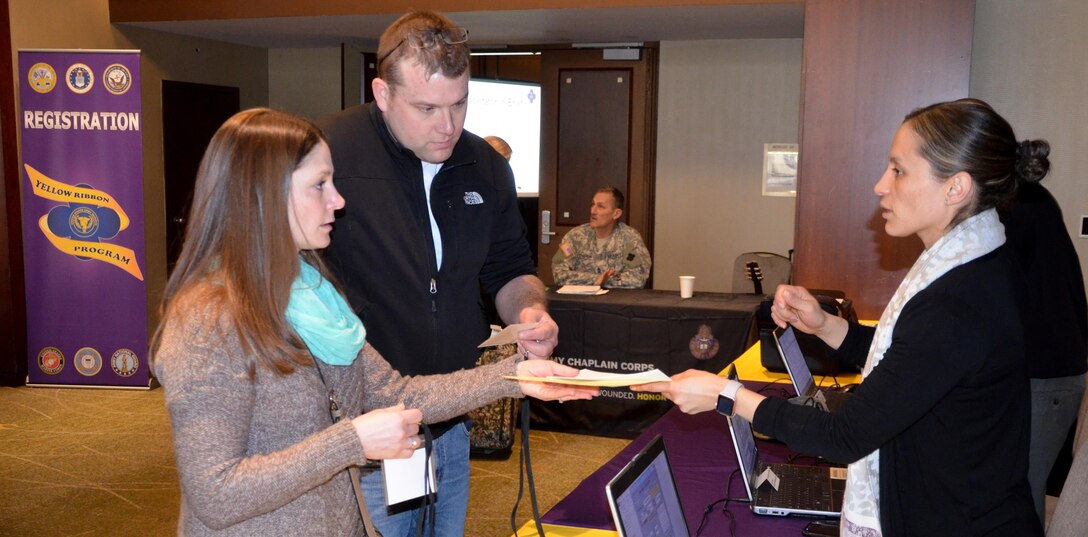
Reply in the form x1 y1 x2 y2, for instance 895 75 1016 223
552 223 652 289
467 343 519 457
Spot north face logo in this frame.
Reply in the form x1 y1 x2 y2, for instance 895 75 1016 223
464 191 484 205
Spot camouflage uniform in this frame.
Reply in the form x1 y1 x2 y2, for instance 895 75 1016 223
552 223 651 288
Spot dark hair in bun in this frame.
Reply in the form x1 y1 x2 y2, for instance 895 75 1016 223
904 98 1050 226
1015 139 1050 184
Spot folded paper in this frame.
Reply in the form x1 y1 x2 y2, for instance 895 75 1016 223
505 368 669 387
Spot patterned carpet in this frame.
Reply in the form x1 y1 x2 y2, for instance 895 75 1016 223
0 386 627 537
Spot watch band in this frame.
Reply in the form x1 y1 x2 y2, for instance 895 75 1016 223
716 380 743 416
720 379 742 400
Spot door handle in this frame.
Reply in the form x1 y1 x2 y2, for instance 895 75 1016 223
541 210 556 244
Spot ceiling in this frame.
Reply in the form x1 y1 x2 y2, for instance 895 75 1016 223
115 4 805 49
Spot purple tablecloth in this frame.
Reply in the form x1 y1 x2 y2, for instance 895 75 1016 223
541 405 818 536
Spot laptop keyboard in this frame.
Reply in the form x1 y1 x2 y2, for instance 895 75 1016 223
760 464 833 510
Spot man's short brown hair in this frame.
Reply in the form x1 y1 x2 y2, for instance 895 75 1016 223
377 10 471 88
596 186 625 211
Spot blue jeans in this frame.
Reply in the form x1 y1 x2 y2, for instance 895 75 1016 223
1028 373 1086 524
359 422 471 537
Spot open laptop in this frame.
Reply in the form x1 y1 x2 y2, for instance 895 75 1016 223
606 435 691 537
726 411 846 517
773 326 851 412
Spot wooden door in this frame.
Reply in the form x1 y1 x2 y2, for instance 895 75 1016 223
556 68 630 228
538 47 658 286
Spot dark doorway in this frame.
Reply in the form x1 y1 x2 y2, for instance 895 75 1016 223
516 196 540 266
161 81 239 273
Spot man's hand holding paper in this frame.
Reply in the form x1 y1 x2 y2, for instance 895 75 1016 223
478 323 594 401
477 316 559 361
516 308 559 359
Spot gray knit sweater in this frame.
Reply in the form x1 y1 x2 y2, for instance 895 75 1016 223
153 288 524 536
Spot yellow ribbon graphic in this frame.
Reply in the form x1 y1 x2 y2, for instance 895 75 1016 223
37 216 143 280
26 164 143 281
25 163 130 230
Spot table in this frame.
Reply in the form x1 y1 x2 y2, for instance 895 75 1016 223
520 405 818 536
532 289 763 437
513 340 863 537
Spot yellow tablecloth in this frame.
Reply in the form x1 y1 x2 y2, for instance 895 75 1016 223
513 522 615 537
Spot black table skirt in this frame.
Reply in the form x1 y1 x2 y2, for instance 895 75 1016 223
531 289 762 437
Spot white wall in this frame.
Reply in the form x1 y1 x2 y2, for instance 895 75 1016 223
269 47 343 120
972 0 1088 285
653 38 802 293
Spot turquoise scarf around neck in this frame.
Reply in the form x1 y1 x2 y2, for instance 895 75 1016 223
285 259 366 366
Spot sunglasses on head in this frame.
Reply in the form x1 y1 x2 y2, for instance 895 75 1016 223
377 27 469 70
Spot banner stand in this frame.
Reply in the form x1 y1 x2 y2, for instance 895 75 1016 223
18 49 149 389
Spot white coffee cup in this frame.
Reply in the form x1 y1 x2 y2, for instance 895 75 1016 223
679 275 695 298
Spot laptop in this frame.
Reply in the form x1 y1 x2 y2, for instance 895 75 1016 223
726 411 846 517
759 329 844 376
606 435 691 537
773 326 851 412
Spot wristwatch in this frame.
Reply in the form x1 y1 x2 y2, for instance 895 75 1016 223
716 380 743 416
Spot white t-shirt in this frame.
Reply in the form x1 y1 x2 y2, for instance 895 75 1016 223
421 161 444 270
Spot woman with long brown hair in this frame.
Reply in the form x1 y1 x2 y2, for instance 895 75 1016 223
151 108 594 536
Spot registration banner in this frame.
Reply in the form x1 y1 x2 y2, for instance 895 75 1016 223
18 50 148 388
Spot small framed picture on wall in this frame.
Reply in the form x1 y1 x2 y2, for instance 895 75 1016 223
762 143 798 197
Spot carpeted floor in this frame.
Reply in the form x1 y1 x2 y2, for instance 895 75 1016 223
0 385 628 537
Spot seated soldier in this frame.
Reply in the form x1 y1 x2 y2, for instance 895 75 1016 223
552 186 651 288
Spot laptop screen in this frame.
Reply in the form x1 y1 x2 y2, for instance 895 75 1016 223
606 435 691 537
726 413 759 501
775 326 816 396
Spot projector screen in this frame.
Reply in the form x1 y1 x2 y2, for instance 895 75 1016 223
464 78 541 195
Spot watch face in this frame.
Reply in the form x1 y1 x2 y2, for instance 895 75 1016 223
717 393 735 416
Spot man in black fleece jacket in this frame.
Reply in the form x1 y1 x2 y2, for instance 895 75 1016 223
319 10 557 537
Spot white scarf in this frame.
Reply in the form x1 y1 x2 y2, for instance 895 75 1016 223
841 209 1006 537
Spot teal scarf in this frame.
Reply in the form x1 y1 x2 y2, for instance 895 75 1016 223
285 259 366 365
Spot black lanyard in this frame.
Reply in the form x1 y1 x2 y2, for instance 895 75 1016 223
313 361 384 537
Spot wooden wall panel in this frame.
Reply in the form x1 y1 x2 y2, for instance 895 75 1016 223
1 0 27 386
793 0 974 319
470 55 542 83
